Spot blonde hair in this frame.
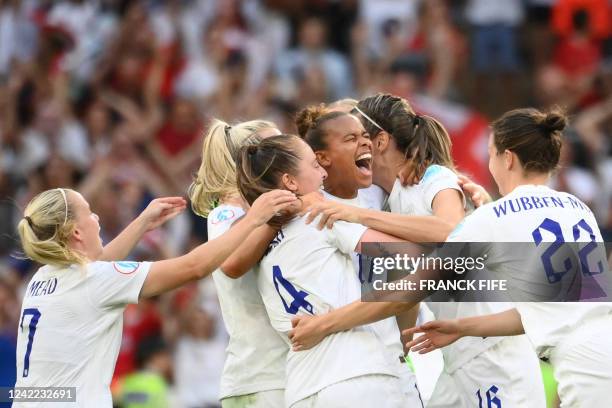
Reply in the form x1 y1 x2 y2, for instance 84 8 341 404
327 98 358 113
188 118 278 217
17 188 88 267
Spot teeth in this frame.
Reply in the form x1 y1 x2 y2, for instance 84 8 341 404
356 153 372 161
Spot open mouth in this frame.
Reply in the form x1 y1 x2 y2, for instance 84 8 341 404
355 152 372 177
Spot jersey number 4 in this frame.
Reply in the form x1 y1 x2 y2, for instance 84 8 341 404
532 217 604 284
19 307 41 377
272 266 314 315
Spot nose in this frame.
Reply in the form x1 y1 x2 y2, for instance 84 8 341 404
360 134 373 149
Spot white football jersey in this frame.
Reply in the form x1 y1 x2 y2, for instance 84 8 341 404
450 184 610 360
323 190 410 382
387 165 464 217
14 261 150 407
257 215 396 406
207 205 287 399
384 164 509 372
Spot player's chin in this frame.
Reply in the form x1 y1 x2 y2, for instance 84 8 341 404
354 170 373 188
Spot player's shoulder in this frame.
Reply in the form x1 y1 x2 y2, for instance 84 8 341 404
207 204 245 235
208 204 244 225
421 164 457 184
87 261 146 276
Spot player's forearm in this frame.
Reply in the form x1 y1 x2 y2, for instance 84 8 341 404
459 309 525 338
142 216 260 297
359 209 454 242
321 300 416 336
220 223 278 279
100 216 148 261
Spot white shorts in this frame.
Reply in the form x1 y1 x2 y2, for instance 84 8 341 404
552 314 612 408
290 374 412 408
221 389 284 408
428 335 546 408
397 360 425 408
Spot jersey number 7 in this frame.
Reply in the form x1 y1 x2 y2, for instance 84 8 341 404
19 308 41 377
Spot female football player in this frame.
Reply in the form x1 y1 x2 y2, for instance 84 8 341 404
14 186 295 407
405 108 612 408
236 134 425 407
188 119 290 408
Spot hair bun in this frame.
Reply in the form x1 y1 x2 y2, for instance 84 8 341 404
246 145 259 155
541 111 567 134
295 104 328 138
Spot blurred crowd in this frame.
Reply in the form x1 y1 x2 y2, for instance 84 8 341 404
0 0 611 406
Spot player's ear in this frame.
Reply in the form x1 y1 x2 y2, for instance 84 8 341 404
71 225 84 244
315 151 331 168
374 132 390 153
281 173 299 193
503 150 514 171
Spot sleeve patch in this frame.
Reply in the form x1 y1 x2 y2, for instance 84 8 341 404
113 261 141 275
211 208 237 225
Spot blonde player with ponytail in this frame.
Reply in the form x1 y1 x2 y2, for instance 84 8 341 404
14 185 296 407
188 119 292 408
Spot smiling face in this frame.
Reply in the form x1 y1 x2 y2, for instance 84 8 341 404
317 114 373 193
282 139 328 195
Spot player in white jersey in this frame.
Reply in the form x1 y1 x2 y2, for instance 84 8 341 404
290 98 546 407
405 107 612 408
188 119 290 407
13 186 296 407
236 134 426 408
295 105 423 406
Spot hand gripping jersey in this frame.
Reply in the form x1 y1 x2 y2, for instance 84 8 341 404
257 215 397 406
14 261 150 407
207 205 287 400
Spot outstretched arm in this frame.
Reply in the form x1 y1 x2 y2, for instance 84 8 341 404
100 197 187 261
304 189 463 243
140 191 297 298
403 309 524 354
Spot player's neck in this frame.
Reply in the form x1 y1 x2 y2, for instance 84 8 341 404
373 154 402 193
324 179 358 199
503 172 550 196
221 193 247 210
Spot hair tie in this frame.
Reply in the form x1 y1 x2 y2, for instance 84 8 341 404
413 115 422 128
24 216 34 228
246 145 258 155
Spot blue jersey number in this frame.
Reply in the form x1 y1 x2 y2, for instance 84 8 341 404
20 308 41 377
272 265 314 315
476 385 502 408
532 218 602 283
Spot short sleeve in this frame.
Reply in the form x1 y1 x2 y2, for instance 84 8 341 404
207 205 246 240
421 165 465 212
86 261 151 308
320 217 368 255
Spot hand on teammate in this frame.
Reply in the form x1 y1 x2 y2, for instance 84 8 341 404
402 319 463 354
246 190 299 227
288 315 329 351
138 197 187 231
458 175 492 208
303 200 360 230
